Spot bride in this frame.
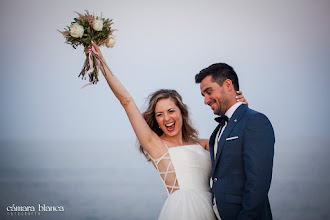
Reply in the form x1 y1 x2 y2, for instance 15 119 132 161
85 42 247 219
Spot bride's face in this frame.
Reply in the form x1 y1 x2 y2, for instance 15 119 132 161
155 98 183 138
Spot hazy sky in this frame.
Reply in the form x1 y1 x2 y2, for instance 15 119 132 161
1 0 329 142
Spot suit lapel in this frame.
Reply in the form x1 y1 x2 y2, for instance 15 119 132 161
213 105 248 174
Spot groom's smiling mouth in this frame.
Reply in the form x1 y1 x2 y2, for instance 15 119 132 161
165 122 175 132
208 100 216 109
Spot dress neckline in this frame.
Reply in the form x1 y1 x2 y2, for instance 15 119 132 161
161 139 205 150
167 144 205 151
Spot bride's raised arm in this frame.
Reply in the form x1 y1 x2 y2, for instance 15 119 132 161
89 42 163 157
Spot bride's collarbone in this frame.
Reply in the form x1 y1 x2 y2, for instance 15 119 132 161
162 140 196 148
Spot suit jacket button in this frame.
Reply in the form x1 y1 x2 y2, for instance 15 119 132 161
214 178 218 182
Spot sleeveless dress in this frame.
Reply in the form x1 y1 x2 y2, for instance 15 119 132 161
150 143 216 220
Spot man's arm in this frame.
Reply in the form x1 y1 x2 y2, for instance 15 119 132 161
238 113 275 220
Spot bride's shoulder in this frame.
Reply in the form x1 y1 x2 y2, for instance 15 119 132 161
197 139 209 150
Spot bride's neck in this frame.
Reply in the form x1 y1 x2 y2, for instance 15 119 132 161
161 135 185 146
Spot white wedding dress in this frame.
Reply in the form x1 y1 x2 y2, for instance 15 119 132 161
150 143 216 220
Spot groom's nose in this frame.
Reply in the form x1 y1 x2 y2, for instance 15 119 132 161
204 95 209 105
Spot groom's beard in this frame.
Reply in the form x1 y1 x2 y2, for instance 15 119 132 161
214 92 230 115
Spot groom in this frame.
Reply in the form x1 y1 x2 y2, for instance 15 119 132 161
195 63 275 220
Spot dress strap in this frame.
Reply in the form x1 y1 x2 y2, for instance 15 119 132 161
161 139 169 150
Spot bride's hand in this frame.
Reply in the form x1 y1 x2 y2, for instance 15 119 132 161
236 91 248 106
84 41 105 61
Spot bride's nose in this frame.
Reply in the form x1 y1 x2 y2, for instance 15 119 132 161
164 113 170 121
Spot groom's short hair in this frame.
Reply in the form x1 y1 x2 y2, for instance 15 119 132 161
195 63 239 91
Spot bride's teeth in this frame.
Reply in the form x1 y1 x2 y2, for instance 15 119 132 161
165 122 175 127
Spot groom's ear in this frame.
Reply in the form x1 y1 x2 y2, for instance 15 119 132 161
223 79 234 92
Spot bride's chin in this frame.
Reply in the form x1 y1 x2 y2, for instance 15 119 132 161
166 131 179 137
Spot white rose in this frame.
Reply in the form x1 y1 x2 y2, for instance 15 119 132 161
106 35 116 48
93 19 103 31
70 23 84 38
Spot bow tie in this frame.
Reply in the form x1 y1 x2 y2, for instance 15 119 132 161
215 114 229 126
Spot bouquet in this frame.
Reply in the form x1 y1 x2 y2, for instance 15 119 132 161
58 10 116 87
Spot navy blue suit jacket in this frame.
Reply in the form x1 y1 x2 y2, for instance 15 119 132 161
210 104 275 220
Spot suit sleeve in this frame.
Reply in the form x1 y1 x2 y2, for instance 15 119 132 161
238 113 275 220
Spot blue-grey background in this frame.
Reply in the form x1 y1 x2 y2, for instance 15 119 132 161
0 0 329 219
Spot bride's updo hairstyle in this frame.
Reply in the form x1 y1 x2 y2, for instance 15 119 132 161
139 89 198 161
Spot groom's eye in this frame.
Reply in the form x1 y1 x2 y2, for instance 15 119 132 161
204 88 212 95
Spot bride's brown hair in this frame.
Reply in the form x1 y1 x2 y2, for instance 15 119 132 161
139 89 198 161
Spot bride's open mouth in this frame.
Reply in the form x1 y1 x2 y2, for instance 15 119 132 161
165 122 175 132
